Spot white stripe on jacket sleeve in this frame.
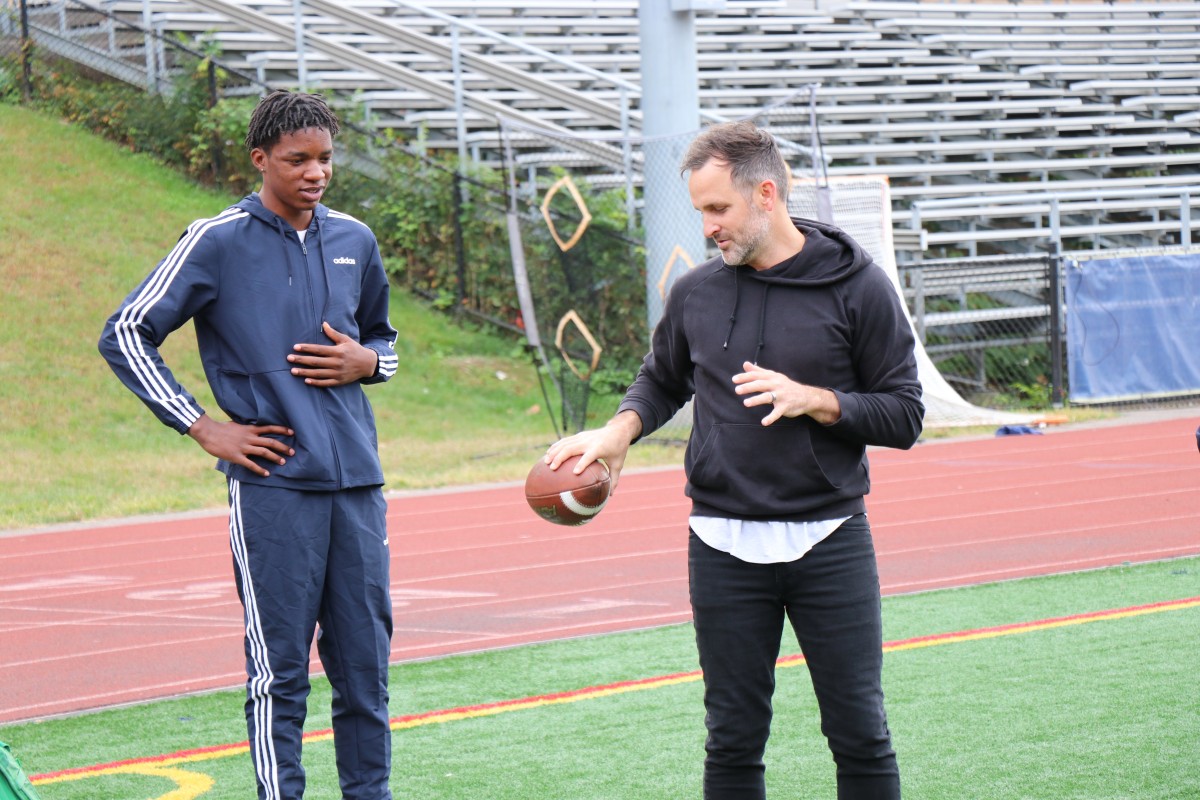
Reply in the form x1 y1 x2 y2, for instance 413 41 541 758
112 209 246 430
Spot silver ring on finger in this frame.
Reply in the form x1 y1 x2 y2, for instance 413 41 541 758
769 392 777 404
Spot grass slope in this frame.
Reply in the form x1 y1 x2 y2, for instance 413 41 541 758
0 103 680 529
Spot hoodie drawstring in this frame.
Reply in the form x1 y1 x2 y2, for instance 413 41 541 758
722 267 770 365
722 267 740 350
753 285 770 366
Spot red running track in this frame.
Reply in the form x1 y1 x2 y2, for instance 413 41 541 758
1 414 1197 724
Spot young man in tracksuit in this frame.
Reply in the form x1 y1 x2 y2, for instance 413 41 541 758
546 121 924 799
99 91 398 800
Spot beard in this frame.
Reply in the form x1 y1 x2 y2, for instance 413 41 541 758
718 205 771 266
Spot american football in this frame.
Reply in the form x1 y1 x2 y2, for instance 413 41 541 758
525 455 612 526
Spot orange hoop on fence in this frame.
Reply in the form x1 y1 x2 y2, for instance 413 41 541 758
555 310 602 381
657 244 697 300
540 174 592 252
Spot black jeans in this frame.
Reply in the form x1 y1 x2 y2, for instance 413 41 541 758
688 515 900 800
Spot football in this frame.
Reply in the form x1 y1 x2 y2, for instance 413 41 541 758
525 455 612 526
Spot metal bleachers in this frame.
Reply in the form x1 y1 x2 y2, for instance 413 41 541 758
22 0 1200 259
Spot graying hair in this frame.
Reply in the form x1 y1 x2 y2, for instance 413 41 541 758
679 120 789 197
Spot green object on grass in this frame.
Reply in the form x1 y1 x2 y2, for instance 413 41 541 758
0 741 41 800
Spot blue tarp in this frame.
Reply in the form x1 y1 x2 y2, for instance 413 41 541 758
1066 253 1200 402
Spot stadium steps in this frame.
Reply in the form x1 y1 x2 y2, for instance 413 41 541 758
23 0 1200 257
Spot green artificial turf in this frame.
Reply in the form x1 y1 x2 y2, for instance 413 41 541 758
4 557 1196 799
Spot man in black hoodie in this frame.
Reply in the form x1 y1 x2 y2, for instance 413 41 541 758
546 120 923 799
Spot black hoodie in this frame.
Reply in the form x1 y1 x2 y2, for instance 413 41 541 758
618 218 924 522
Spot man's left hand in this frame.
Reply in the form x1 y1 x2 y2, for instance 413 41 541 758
733 361 842 426
288 321 377 387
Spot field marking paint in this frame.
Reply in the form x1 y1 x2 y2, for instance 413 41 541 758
127 581 231 602
31 595 1200 794
510 598 671 618
0 575 130 593
33 762 215 798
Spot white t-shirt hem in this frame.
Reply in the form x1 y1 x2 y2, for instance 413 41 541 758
689 515 851 564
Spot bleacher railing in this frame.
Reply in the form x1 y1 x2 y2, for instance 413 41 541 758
909 186 1200 258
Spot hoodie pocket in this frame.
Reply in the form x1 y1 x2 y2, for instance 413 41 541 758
688 422 842 511
216 368 303 428
215 370 260 425
214 369 331 481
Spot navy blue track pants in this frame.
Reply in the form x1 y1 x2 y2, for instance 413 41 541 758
689 515 900 800
228 479 394 800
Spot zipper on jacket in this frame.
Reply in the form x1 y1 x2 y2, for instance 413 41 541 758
300 226 344 487
298 234 322 336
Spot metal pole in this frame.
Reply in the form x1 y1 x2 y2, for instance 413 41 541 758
293 0 307 90
451 173 468 313
619 87 635 235
141 0 155 92
1048 255 1065 407
208 60 223 184
156 24 168 94
501 121 562 439
1182 192 1193 246
913 268 926 344
451 22 468 198
19 0 31 102
807 85 833 223
1049 197 1062 257
637 0 708 331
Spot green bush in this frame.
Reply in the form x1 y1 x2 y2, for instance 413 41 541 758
0 59 19 103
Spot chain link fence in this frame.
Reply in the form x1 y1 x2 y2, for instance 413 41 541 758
899 255 1063 411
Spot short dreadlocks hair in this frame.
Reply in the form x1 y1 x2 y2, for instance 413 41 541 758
244 90 341 153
